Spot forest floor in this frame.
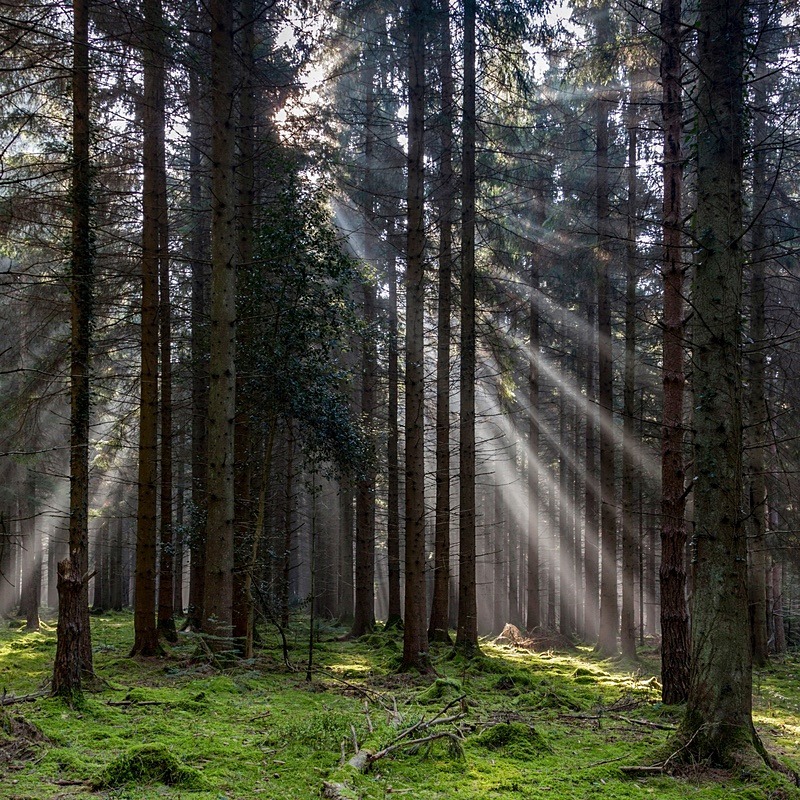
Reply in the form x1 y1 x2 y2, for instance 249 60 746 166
0 613 799 799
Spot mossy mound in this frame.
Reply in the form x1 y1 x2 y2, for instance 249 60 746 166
472 722 550 757
417 678 463 704
92 743 207 789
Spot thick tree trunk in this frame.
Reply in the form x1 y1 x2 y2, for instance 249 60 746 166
682 0 760 765
402 0 431 672
203 0 237 647
659 0 690 706
455 0 479 658
52 559 85 701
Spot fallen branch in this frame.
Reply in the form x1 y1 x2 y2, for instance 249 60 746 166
0 689 48 707
107 700 169 707
609 714 676 731
620 765 665 776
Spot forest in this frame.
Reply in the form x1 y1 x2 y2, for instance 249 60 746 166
1 0 799 797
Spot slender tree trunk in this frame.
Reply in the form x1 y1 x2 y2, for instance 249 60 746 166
527 252 540 631
401 0 431 672
595 0 618 657
351 280 377 638
428 0 454 643
186 42 209 631
583 289 598 641
132 0 165 657
155 0 175 643
203 0 237 646
682 0 760 765
659 0 690 704
620 66 639 661
746 0 773 669
455 0 479 658
386 246 402 628
63 0 93 679
337 478 354 624
19 470 40 631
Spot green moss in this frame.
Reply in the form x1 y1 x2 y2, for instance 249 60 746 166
92 743 208 789
472 722 551 757
417 677 463 704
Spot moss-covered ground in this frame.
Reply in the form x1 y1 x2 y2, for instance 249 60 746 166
0 613 798 799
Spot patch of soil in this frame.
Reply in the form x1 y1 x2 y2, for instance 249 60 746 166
493 623 577 652
0 710 50 767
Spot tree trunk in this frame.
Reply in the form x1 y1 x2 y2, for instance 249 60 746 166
337 478 354 624
526 253 540 632
186 36 209 631
402 0 431 672
595 0 617 658
746 0 773 670
682 0 760 765
132 0 165 657
65 0 93 675
455 0 479 658
583 288 599 642
428 0 454 643
659 0 690 706
351 281 377 638
386 246 402 629
203 0 237 647
52 559 85 702
155 0 175 644
620 61 639 661
19 470 40 631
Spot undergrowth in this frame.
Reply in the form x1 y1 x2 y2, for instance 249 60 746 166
0 611 797 799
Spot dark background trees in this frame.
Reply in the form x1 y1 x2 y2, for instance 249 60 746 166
0 2 799 769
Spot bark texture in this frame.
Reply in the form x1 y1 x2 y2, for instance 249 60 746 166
683 0 761 765
659 0 690 705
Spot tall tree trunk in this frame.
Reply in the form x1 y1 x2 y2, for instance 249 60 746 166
683 0 759 765
746 0 773 669
203 0 237 646
186 35 209 632
351 280 377 638
155 0 175 644
583 289 598 641
401 0 431 672
19 469 40 631
620 63 639 661
428 0 454 643
337 478 354 623
386 248 402 629
132 0 165 657
595 0 618 658
61 0 93 684
455 0 479 657
659 0 690 704
527 252 540 631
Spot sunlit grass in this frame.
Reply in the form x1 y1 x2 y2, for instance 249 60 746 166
0 614 798 799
